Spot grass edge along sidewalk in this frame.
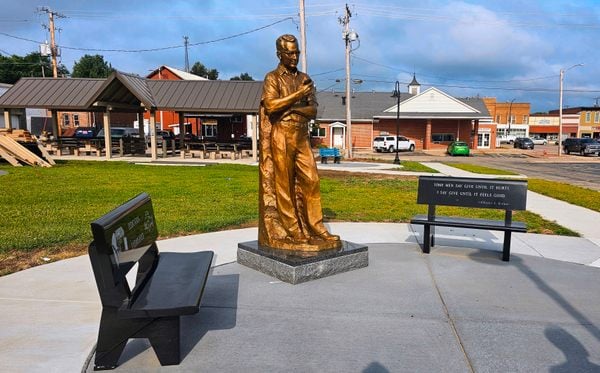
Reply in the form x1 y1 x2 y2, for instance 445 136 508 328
0 161 578 275
442 162 600 214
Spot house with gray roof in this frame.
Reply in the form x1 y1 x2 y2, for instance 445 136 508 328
315 85 494 151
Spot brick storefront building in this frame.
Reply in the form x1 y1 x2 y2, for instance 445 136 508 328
314 79 493 151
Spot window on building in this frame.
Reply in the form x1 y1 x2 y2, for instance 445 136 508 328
586 112 591 122
310 126 326 138
62 113 70 127
73 114 80 126
510 114 516 124
496 114 501 123
203 124 217 137
595 112 599 123
431 133 455 142
523 115 528 124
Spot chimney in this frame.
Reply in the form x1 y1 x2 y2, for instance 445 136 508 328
342 96 346 105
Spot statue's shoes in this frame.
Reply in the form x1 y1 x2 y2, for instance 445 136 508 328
287 232 309 244
313 231 340 242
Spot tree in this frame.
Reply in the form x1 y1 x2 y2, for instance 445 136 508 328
190 61 218 80
0 52 69 84
230 72 254 81
72 54 115 78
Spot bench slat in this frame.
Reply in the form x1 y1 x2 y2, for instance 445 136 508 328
411 214 526 232
120 251 213 318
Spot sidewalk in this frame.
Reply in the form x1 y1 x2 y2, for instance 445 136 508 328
1 157 600 372
2 224 600 372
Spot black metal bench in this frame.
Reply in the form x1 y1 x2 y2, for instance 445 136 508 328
410 176 527 261
88 193 214 370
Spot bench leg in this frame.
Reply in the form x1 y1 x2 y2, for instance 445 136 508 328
334 156 340 164
321 157 327 164
148 316 181 366
502 231 512 262
94 308 151 370
423 224 431 254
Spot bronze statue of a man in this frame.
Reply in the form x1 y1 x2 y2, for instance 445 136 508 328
258 34 341 251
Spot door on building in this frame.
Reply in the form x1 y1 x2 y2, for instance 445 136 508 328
332 127 344 147
477 133 490 148
328 122 346 148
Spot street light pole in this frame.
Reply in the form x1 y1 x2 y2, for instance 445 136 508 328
392 81 401 164
558 63 584 156
558 69 564 156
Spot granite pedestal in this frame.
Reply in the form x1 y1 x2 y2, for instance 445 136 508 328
237 240 368 284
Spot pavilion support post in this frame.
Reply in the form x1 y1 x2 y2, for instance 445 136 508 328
251 114 258 162
137 111 145 138
3 109 11 130
150 110 157 160
103 110 112 160
51 110 59 138
424 119 432 150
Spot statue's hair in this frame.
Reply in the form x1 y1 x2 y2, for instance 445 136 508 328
276 34 298 52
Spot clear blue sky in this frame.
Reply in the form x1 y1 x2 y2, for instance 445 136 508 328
2 0 600 112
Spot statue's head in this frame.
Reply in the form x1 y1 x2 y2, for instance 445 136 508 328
276 34 300 71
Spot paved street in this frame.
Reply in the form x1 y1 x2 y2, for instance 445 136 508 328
355 145 600 191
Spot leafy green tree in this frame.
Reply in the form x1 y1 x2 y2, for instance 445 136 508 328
0 52 69 84
190 61 218 80
71 54 115 78
230 72 254 81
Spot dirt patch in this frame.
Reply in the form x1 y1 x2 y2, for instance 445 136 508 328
0 243 88 276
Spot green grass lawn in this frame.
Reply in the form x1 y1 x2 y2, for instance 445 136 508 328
0 161 577 274
397 161 439 173
443 163 519 175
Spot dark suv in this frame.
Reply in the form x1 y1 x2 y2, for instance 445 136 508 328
513 137 534 149
562 138 600 156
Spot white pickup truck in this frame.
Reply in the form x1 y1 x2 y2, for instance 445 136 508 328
499 135 517 144
373 135 416 152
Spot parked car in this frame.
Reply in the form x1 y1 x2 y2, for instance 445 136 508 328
373 135 415 152
97 127 141 138
447 141 470 156
146 130 175 145
514 137 534 149
73 126 97 139
530 136 548 145
562 137 600 156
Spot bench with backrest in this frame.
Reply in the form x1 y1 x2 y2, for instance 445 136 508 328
410 176 527 261
319 147 341 164
88 193 214 370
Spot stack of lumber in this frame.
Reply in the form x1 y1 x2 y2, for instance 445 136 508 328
0 128 35 143
0 131 54 167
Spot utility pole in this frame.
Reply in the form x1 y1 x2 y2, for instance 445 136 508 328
299 0 307 73
339 4 353 158
39 7 64 78
184 36 190 73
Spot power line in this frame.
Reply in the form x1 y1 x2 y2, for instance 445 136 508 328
353 5 600 29
0 17 293 54
353 54 559 84
311 67 345 77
